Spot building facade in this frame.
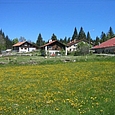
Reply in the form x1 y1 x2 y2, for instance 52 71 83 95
92 37 115 54
40 40 67 56
13 41 38 52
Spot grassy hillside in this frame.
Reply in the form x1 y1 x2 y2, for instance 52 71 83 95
0 54 115 65
0 61 115 114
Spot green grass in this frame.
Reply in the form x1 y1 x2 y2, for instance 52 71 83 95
0 54 115 66
0 60 115 114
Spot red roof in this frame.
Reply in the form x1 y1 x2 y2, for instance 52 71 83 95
40 40 65 47
13 41 38 48
41 40 57 47
92 37 115 49
13 41 26 47
67 39 89 46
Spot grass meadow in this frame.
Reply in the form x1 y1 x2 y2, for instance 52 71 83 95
0 58 115 114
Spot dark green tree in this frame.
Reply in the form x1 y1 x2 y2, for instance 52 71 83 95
107 27 114 39
36 33 45 48
100 32 107 43
0 29 2 34
72 27 78 40
0 29 5 38
95 36 100 45
77 41 89 55
67 37 71 43
78 27 86 40
5 35 12 49
51 33 57 41
63 37 67 44
59 38 63 43
12 38 19 45
0 29 12 51
86 31 91 43
0 30 6 51
0 29 5 39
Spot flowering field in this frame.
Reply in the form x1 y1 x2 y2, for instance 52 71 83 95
0 62 115 115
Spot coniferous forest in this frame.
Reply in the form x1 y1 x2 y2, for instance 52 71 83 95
0 27 115 52
0 29 12 52
35 26 115 48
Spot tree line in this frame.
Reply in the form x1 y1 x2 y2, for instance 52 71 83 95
0 29 12 52
36 27 115 48
0 27 115 52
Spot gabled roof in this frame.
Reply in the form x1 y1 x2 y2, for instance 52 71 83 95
40 40 65 47
92 37 115 49
13 41 38 48
67 39 89 47
13 41 26 47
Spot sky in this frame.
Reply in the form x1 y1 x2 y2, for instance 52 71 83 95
0 0 115 42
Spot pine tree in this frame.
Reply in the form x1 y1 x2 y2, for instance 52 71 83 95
95 36 100 45
107 27 114 39
36 33 45 48
72 27 78 40
67 37 71 43
100 32 107 43
0 30 12 50
63 37 67 44
51 33 57 41
86 31 91 42
0 30 5 51
5 35 12 49
0 29 2 35
78 27 86 40
59 38 63 43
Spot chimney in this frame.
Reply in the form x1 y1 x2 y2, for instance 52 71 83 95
49 39 52 43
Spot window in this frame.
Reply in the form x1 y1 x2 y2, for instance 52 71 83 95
48 46 52 50
24 44 27 46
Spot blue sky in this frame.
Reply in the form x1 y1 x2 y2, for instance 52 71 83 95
0 0 115 42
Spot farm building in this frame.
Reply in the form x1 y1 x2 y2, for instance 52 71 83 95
40 40 67 56
13 41 38 52
91 37 115 54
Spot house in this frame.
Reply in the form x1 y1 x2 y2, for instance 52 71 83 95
91 37 115 54
13 41 38 52
67 39 91 52
40 40 67 56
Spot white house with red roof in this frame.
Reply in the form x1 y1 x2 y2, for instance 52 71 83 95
67 39 91 52
13 41 38 52
40 40 67 56
92 37 115 54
